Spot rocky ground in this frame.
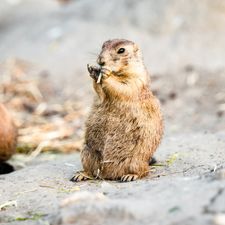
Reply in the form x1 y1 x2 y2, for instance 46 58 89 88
0 0 225 225
1 133 225 225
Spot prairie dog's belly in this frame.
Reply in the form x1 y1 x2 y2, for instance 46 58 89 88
85 105 109 151
85 103 146 151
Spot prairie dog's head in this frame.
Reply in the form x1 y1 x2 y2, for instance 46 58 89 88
97 39 148 83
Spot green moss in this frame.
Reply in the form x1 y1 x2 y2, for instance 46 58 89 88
14 213 45 221
166 153 179 165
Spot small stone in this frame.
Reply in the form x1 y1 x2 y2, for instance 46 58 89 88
186 72 199 86
168 91 177 100
60 191 106 207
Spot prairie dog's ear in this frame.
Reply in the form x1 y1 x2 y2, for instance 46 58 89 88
102 40 111 49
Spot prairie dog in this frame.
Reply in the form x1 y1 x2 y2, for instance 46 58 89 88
71 39 163 182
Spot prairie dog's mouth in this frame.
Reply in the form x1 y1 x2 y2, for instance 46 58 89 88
100 67 111 76
97 67 111 83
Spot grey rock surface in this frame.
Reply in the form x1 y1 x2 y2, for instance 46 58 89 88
0 132 225 225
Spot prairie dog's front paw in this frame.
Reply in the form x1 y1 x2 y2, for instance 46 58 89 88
87 64 101 82
87 64 111 84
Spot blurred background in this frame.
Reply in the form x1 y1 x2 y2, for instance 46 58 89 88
0 0 224 156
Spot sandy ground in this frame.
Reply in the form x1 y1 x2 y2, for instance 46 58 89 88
0 0 225 224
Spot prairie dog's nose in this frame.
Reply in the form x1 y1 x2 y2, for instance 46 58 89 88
97 56 105 66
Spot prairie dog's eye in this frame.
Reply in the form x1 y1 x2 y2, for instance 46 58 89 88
117 48 125 54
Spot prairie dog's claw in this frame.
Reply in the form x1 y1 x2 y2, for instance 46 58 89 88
120 174 138 182
70 171 92 182
87 64 92 73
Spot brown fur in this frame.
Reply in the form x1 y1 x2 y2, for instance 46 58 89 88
74 39 163 181
0 103 17 162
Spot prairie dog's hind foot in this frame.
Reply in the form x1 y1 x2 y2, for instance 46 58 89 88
120 174 138 182
149 157 157 165
70 171 93 182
